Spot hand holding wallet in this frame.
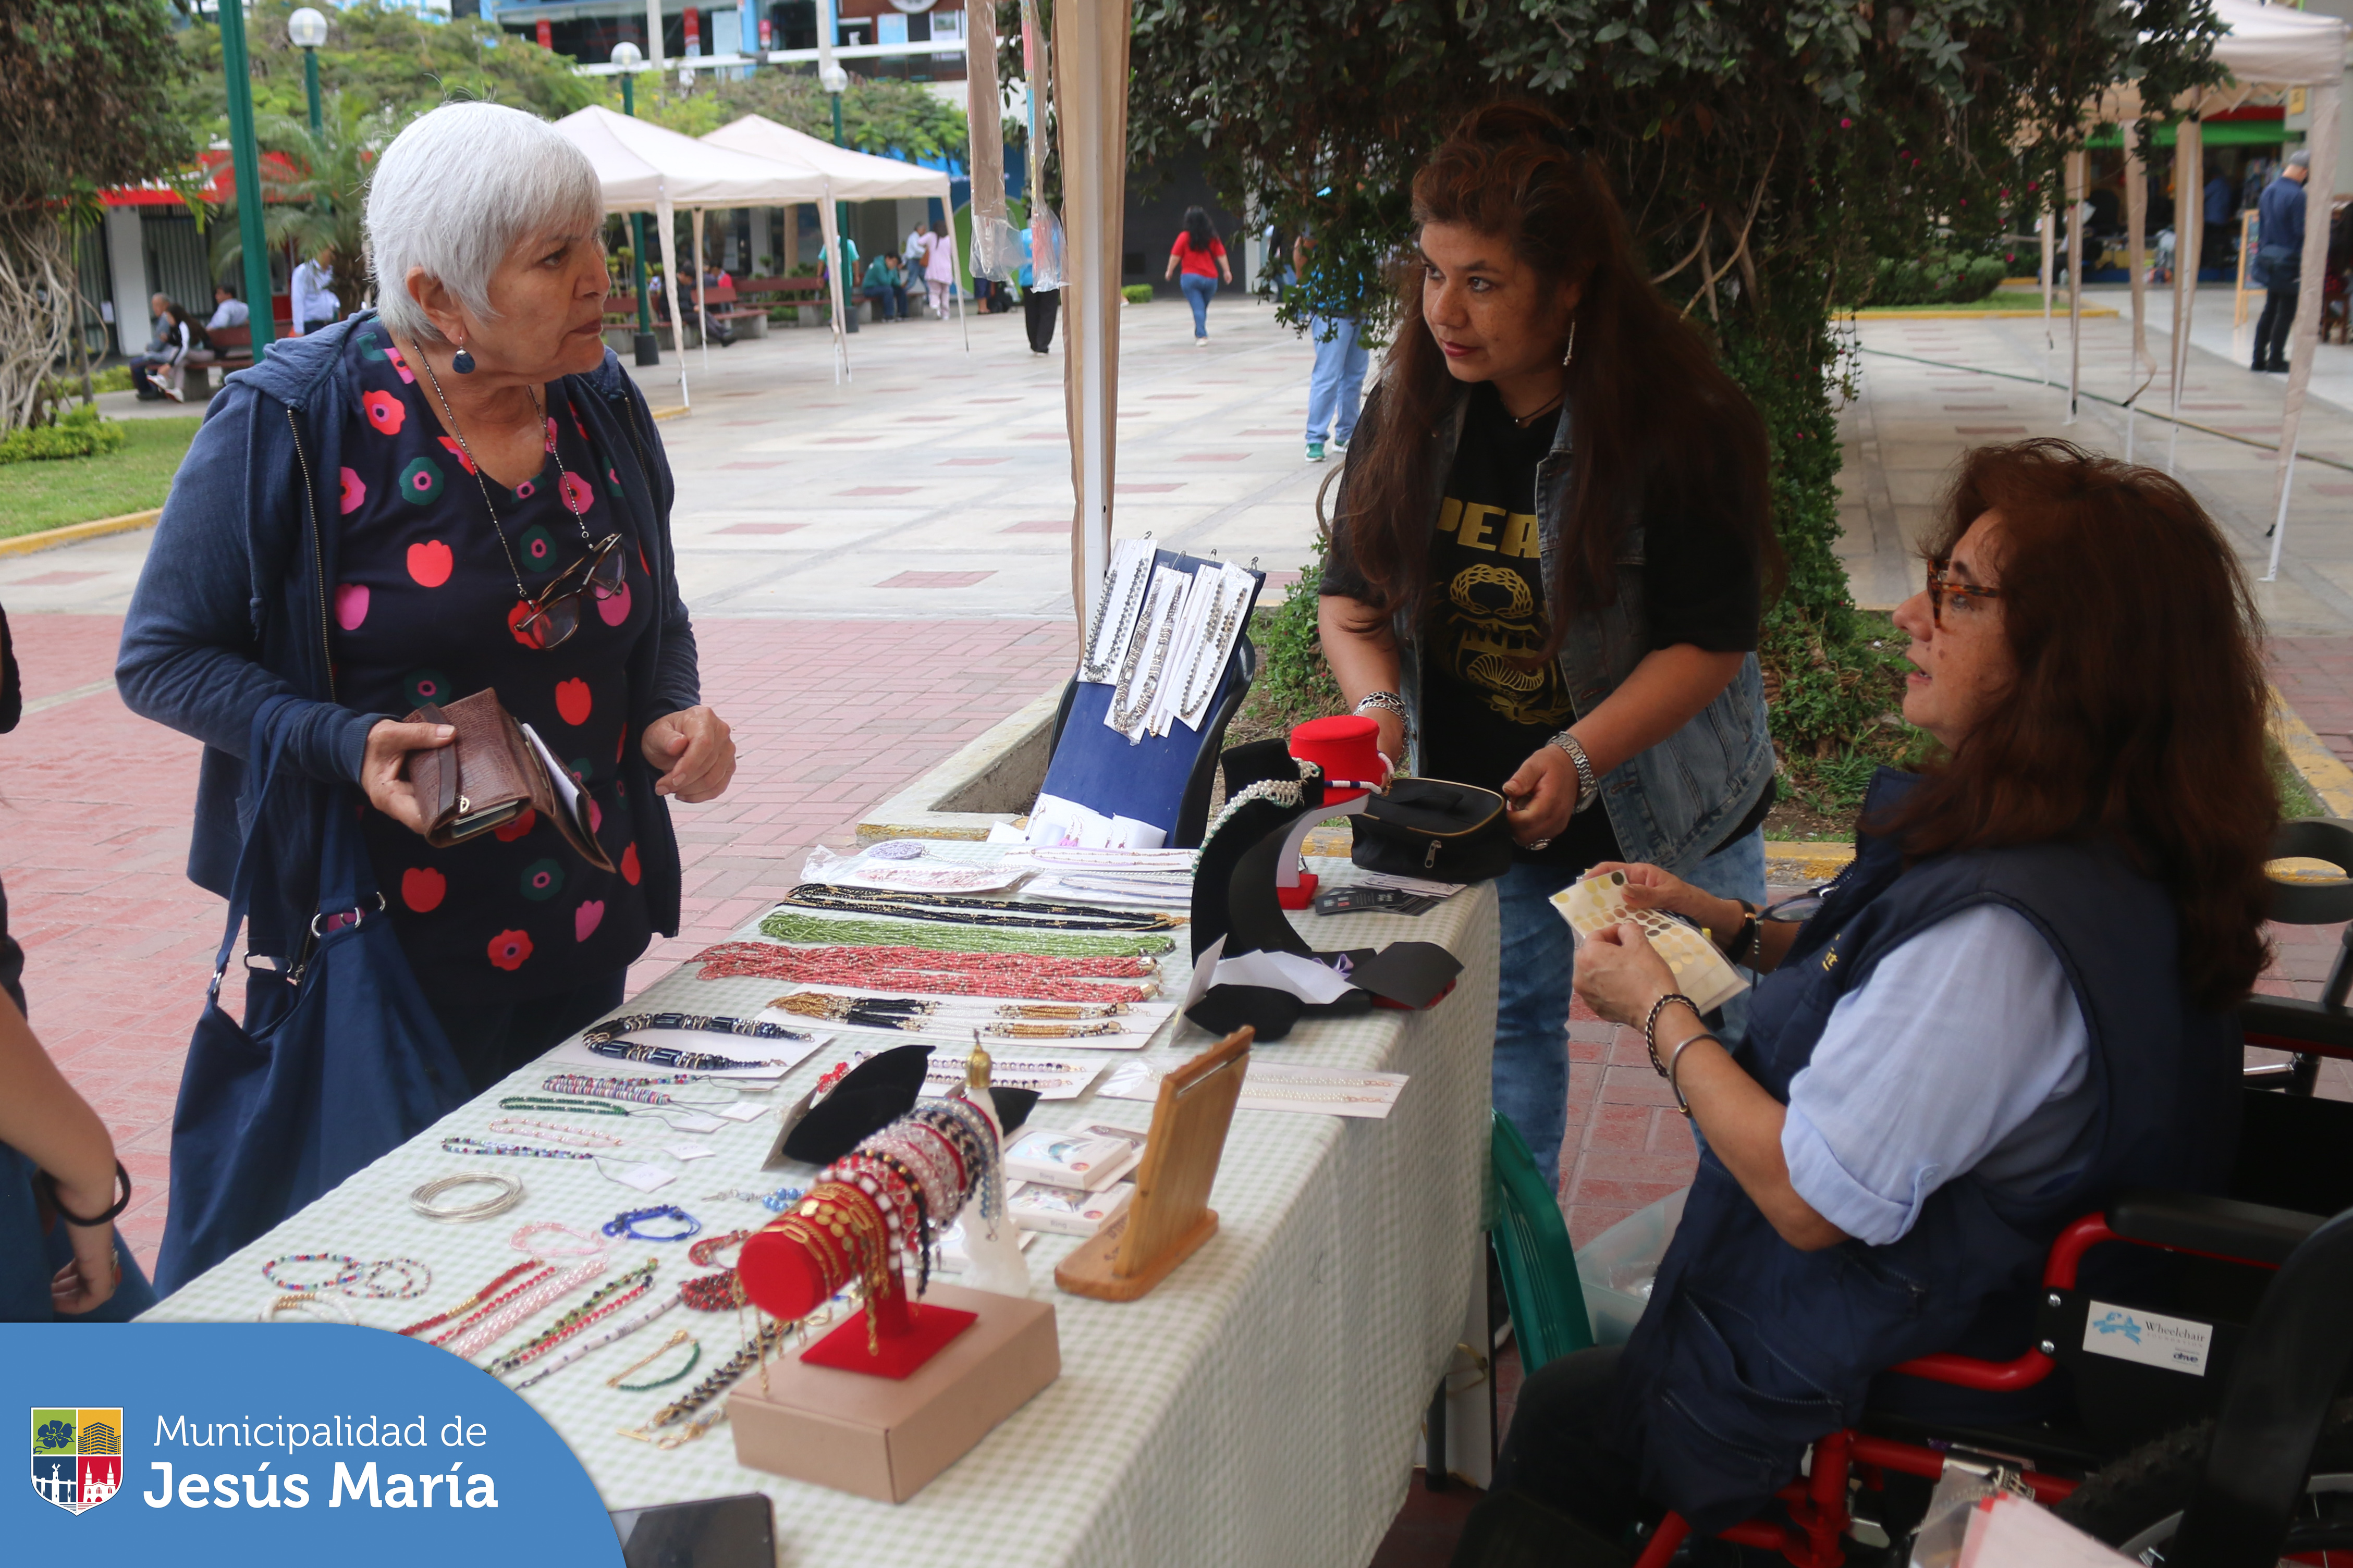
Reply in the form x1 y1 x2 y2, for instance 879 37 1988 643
398 687 616 872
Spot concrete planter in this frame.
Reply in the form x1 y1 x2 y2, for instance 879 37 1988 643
854 688 1062 842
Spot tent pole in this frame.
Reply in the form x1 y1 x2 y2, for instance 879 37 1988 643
692 207 711 379
2170 116 2203 474
655 192 689 410
818 192 850 384
949 206 969 352
1054 0 1132 629
2123 120 2149 462
2066 150 2086 425
2266 79 2341 581
2040 201 2055 384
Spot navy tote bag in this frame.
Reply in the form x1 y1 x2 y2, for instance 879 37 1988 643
154 695 472 1293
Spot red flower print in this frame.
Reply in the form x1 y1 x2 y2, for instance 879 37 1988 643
401 867 446 912
384 342 415 384
494 807 538 843
588 797 603 833
544 416 559 452
621 843 641 885
559 472 595 515
338 466 365 514
615 729 626 762
334 583 369 631
488 929 535 971
596 579 632 627
406 540 454 587
436 435 476 475
363 389 404 434
575 900 605 942
555 677 592 726
507 599 548 650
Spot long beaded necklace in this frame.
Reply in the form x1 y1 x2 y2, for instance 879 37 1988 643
697 944 1158 1003
1103 574 1167 723
512 1292 681 1391
983 1020 1128 1039
1079 550 1148 681
580 1011 814 1047
499 1095 632 1118
1173 579 1242 718
777 883 1183 932
542 1072 700 1103
628 1317 793 1442
421 1264 561 1344
1107 579 1184 734
755 912 1172 958
484 1261 660 1376
775 991 1136 1025
442 1136 598 1160
719 940 1159 975
487 1116 627 1149
399 1262 542 1338
442 1257 608 1360
607 1328 701 1390
589 1040 787 1072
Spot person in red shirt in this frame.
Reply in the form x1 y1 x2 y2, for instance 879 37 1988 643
1166 206 1232 343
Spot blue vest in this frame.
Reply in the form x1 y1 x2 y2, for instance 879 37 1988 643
1610 770 2240 1533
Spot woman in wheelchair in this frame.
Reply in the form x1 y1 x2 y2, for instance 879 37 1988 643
1463 438 2277 1561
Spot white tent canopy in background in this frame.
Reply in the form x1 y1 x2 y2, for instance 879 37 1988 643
702 115 969 362
554 105 831 403
2070 0 2346 579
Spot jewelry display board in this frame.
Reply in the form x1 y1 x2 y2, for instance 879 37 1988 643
142 847 1499 1568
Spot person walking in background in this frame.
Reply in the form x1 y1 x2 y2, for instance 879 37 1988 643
925 220 957 320
289 246 338 335
2203 160 2235 277
1296 230 1369 463
905 220 936 305
1167 206 1232 343
2253 149 2310 374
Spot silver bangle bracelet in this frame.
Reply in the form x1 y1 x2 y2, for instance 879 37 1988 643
410 1171 526 1222
1665 1030 1719 1120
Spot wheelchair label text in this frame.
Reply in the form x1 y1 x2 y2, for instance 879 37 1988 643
2081 1301 2212 1376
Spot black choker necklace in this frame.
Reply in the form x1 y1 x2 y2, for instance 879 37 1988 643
1506 391 1565 429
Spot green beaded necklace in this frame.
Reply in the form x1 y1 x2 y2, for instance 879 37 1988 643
756 910 1172 958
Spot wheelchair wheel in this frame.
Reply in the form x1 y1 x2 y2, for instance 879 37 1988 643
2054 1411 2353 1559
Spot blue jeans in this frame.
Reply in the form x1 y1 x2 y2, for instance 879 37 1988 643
862 285 901 322
1493 829 1769 1194
1305 314 1369 444
1180 271 1217 336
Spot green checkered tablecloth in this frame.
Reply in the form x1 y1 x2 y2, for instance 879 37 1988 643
145 860 1500 1567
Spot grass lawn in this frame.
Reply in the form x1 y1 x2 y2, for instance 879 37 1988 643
0 416 200 538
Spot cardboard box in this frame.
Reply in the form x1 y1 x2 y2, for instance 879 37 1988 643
726 1283 1059 1503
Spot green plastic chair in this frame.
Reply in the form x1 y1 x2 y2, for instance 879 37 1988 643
1489 1109 1596 1375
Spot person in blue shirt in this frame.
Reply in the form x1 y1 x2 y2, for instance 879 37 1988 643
1294 230 1368 464
2202 163 2234 276
2253 149 2310 373
861 253 907 321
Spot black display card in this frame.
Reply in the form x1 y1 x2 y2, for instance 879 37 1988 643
1185 983 1305 1042
1342 941 1464 1008
778 1043 933 1164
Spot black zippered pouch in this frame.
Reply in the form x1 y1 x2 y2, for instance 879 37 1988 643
1349 778 1514 883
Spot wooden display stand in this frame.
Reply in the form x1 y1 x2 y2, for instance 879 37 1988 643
1056 1028 1252 1301
727 1281 1060 1503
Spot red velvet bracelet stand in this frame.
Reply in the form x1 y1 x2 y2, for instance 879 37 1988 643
736 1227 975 1379
1273 715 1385 909
729 1225 1060 1503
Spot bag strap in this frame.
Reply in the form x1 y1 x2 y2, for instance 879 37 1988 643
207 693 303 995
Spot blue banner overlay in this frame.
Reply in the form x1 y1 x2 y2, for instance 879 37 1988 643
3 1324 623 1565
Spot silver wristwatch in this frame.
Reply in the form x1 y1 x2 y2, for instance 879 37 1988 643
1548 730 1599 813
1354 691 1412 755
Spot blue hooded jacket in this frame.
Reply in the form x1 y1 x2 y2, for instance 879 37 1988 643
115 316 700 954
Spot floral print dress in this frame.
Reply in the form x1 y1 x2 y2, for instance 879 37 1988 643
332 324 655 1005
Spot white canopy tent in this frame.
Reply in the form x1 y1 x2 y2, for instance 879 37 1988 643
702 115 970 366
554 105 830 405
2065 0 2346 579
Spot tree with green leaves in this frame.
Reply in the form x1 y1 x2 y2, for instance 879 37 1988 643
0 0 192 431
1117 0 2225 772
211 92 381 322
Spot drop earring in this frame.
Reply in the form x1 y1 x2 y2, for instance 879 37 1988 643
1561 318 1577 368
451 336 476 374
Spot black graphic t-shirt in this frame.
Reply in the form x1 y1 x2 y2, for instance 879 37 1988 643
1328 381 1765 870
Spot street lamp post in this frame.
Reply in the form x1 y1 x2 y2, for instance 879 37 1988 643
218 0 275 352
611 42 660 367
288 7 327 134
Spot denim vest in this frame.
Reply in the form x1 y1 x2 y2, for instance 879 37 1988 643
1393 391 1775 872
1608 770 2240 1533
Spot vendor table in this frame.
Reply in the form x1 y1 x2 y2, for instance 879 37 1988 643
144 855 1500 1568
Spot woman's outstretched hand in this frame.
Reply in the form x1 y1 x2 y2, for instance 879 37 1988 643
1572 919 1679 1028
1501 744 1579 843
643 705 737 802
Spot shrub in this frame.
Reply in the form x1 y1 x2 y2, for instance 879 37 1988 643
1238 532 1343 742
1122 284 1155 304
1864 252 2009 307
0 403 128 464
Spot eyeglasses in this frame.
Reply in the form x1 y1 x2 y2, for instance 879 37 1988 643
1927 558 2002 626
513 533 627 651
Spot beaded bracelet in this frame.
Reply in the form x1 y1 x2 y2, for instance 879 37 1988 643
440 1137 597 1162
487 1116 627 1150
426 1265 560 1347
483 1262 660 1377
259 1291 353 1324
511 1291 681 1391
602 1204 702 1243
680 1271 745 1312
510 1220 610 1260
399 1262 540 1337
615 1340 701 1392
500 1094 634 1119
607 1328 700 1390
685 1229 754 1268
261 1253 364 1293
440 1258 607 1361
352 1257 433 1300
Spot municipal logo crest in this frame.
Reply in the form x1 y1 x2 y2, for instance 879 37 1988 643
31 1408 122 1514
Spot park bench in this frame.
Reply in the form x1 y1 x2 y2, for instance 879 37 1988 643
698 278 770 339
177 323 253 398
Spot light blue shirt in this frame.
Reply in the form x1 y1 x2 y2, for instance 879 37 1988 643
1781 904 2095 1246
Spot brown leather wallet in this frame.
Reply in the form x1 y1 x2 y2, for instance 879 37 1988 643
400 687 616 872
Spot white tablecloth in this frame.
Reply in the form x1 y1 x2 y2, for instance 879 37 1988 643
145 859 1500 1568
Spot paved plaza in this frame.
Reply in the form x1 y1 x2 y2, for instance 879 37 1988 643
7 288 2353 1268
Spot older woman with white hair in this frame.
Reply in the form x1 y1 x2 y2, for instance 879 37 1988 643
118 103 735 1276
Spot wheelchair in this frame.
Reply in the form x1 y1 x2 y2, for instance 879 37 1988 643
1628 819 2353 1567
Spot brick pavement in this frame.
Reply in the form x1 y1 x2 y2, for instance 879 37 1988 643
7 612 1073 1274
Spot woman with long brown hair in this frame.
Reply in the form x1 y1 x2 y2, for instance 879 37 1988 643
1457 439 2271 1560
1320 103 1781 1190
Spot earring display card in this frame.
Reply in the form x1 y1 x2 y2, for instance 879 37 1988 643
1101 1059 1409 1119
1010 1177 1135 1236
1551 870 1748 1015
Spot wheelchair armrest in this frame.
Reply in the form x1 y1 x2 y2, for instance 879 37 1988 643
2107 1187 2323 1268
2240 995 2353 1057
